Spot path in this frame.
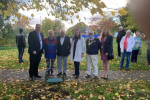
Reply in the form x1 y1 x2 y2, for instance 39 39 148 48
0 69 150 82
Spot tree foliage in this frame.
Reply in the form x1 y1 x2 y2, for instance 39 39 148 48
41 18 64 37
0 0 127 24
66 22 87 37
120 4 140 32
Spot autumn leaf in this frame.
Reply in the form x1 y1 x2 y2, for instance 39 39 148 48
31 13 34 17
76 15 79 19
101 2 106 8
111 11 115 16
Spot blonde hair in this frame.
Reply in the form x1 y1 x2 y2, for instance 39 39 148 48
48 30 54 35
101 27 111 39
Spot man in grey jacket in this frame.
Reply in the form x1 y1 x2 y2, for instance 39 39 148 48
16 28 26 63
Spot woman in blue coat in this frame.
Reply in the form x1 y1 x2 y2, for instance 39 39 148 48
44 30 57 76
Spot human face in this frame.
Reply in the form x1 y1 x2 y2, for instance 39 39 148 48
119 27 122 31
103 28 108 35
136 32 141 37
36 24 41 33
126 32 131 37
49 31 54 38
89 32 94 38
75 30 79 36
60 30 65 37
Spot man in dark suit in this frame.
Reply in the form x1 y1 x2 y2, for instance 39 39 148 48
116 26 126 57
28 24 44 81
57 29 71 76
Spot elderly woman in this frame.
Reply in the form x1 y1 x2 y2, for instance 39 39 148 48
85 30 101 79
100 27 113 79
119 30 135 70
43 30 57 76
131 32 142 63
70 29 85 78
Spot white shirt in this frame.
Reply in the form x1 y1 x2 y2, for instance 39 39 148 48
60 35 65 45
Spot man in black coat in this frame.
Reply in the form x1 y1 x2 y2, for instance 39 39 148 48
28 24 44 81
16 28 26 63
116 26 126 57
56 29 71 76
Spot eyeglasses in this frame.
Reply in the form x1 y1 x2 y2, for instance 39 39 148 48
89 33 93 35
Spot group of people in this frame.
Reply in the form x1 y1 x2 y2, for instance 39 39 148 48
16 24 145 81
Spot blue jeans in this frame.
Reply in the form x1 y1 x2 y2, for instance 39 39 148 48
147 49 150 65
18 47 24 62
120 50 131 69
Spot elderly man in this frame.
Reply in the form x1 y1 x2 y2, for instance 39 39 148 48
56 29 71 76
116 26 126 57
28 24 44 81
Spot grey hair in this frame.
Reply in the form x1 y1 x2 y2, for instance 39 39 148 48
119 26 123 29
60 29 65 33
126 30 132 34
89 30 94 34
48 30 54 35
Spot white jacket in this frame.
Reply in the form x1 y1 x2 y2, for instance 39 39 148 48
120 36 135 52
70 37 85 62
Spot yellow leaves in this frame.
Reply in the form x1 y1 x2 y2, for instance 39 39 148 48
12 19 15 22
101 2 106 8
80 23 84 26
111 11 115 16
41 96 46 99
91 7 97 15
102 18 106 21
90 93 93 98
76 15 79 19
22 15 28 20
31 13 34 17
0 3 5 8
97 8 104 16
62 0 67 3
118 8 128 16
62 10 66 15
98 95 103 99
71 12 74 16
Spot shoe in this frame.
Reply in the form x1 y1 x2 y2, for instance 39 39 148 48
34 75 41 78
75 75 79 78
19 61 23 63
119 67 123 69
104 75 109 79
93 76 98 79
57 72 62 76
85 74 90 78
30 77 34 81
63 73 67 76
116 55 120 58
72 73 76 76
51 73 54 76
125 68 130 71
46 71 50 76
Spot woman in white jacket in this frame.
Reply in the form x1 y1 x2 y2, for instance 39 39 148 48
70 29 85 78
119 30 135 70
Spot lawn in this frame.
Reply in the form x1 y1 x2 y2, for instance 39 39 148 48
0 38 149 70
0 79 150 100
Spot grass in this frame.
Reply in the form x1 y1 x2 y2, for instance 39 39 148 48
0 38 149 70
0 79 150 100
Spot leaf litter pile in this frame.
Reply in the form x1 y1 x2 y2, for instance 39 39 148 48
0 79 150 100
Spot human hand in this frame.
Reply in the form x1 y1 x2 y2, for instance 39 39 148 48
81 53 84 57
105 53 108 56
33 51 37 54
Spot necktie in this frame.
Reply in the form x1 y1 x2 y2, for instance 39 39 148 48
38 33 42 50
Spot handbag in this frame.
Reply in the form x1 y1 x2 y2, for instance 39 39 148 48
107 52 114 60
138 48 141 55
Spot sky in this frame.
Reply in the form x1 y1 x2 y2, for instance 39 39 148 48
14 0 128 30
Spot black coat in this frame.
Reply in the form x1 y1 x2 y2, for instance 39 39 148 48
56 35 71 57
100 35 113 54
116 29 126 43
16 34 26 48
28 31 44 54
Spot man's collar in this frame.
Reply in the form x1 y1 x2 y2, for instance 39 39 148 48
60 35 65 38
89 37 94 40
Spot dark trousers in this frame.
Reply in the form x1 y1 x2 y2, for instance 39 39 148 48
18 47 24 62
117 42 121 56
147 49 150 65
29 52 42 77
131 50 139 63
74 61 80 76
